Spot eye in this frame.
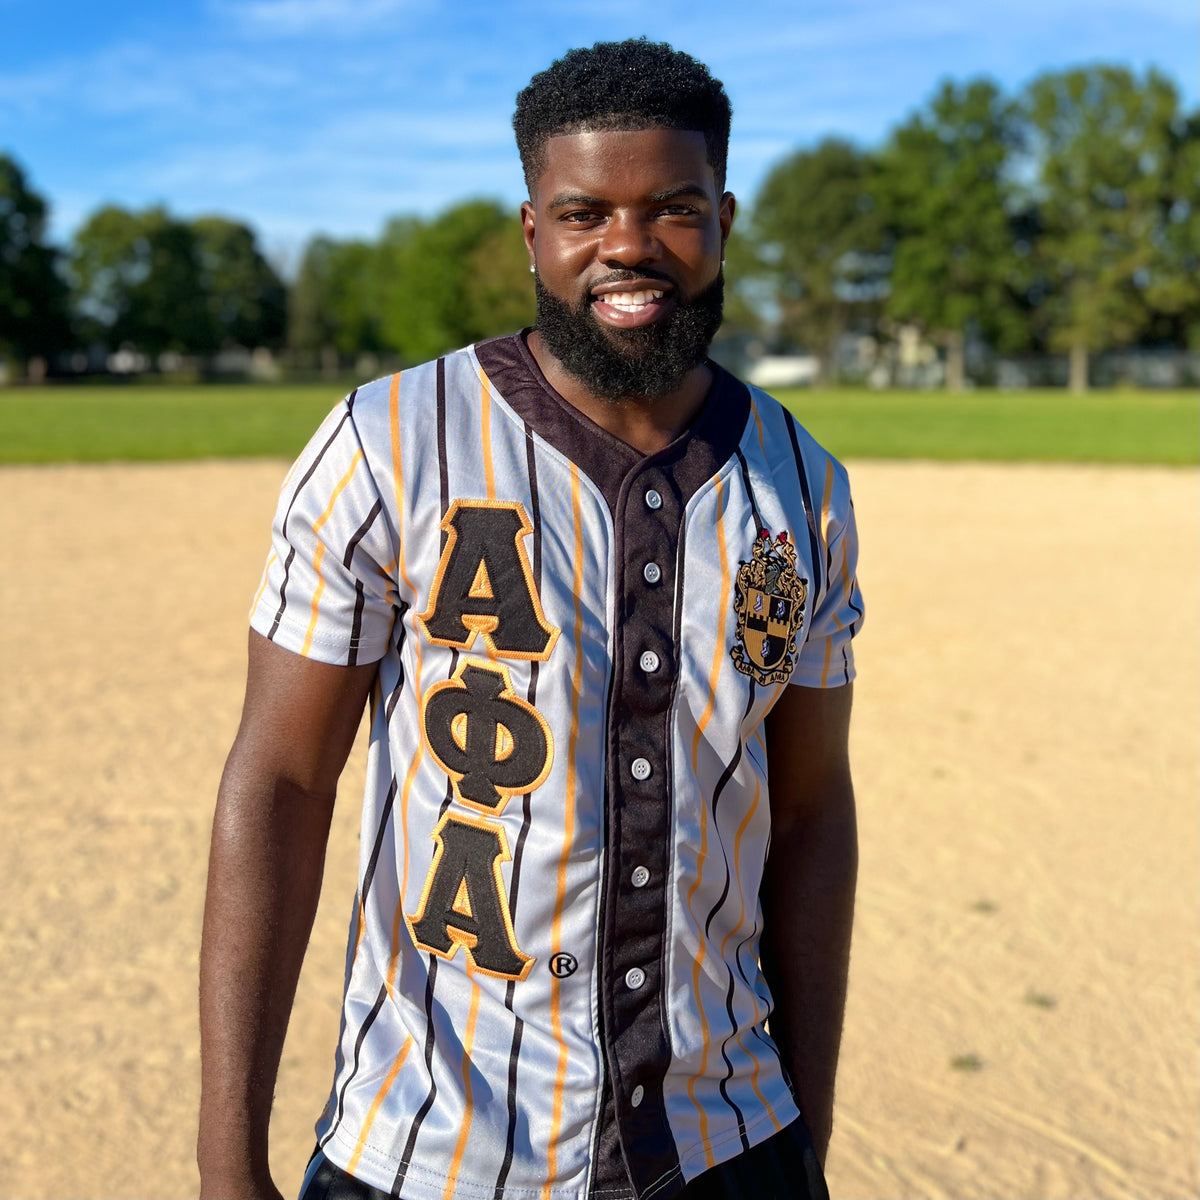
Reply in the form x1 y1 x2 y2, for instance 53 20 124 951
658 204 701 219
560 209 602 225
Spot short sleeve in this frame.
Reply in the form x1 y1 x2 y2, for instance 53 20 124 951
791 461 864 689
249 400 396 666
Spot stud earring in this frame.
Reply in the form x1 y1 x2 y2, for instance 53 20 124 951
529 265 536 274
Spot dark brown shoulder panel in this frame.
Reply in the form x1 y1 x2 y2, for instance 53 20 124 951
473 331 751 514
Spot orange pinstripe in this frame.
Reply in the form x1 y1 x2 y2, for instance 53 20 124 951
542 465 585 1197
691 475 730 764
387 372 427 940
819 459 834 546
434 369 495 1199
343 374 430 1182
722 773 782 1132
302 547 328 655
685 475 731 1164
751 396 768 461
481 374 496 500
348 677 386 973
341 862 422 1168
346 1033 415 1174
301 449 364 655
818 458 847 641
735 724 784 1129
443 965 484 1199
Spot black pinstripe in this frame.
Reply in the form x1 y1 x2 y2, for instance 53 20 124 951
734 449 765 537
394 357 454 1189
390 958 440 1193
782 413 825 608
267 395 356 642
344 496 384 664
343 498 383 570
701 682 759 1150
384 606 409 724
435 359 459 820
493 425 543 1198
319 776 400 1149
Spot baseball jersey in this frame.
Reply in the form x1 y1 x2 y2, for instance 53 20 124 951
249 331 863 1200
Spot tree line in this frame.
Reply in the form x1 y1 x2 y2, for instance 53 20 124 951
2 64 1195 390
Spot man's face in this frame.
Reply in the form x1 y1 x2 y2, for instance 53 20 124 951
521 127 735 401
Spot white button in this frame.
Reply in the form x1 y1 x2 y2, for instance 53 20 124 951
631 865 650 888
643 562 662 584
639 650 660 673
630 1084 645 1108
625 967 646 990
645 489 663 510
630 757 652 781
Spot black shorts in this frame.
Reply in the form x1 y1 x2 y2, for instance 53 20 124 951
298 1117 830 1200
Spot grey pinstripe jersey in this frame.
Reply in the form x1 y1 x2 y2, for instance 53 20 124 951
249 332 863 1200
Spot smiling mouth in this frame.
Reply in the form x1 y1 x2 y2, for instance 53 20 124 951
598 288 665 312
589 284 675 328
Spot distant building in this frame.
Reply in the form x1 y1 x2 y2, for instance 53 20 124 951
746 355 822 389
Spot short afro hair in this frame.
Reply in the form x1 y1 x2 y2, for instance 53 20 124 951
514 39 732 193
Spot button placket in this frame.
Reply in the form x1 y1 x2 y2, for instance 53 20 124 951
602 466 683 1191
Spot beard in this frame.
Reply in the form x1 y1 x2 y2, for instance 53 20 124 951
533 269 724 402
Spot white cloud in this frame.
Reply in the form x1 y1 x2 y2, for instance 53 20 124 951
214 0 420 37
0 40 302 124
14 0 1200 256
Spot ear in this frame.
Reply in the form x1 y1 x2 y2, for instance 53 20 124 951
520 201 537 271
718 192 736 255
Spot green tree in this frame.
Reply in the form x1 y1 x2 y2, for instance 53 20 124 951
288 204 532 369
377 199 530 363
748 139 889 381
879 79 1026 389
192 216 287 350
1024 66 1184 391
0 154 70 371
1142 107 1199 349
71 205 216 357
288 236 386 366
463 219 536 342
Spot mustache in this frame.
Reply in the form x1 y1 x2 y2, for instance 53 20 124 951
587 268 676 291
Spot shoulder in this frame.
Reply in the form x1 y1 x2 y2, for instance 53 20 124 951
733 378 852 497
340 343 491 450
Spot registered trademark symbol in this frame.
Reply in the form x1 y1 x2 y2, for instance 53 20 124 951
549 952 578 978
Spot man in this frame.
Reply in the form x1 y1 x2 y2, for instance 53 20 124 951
198 38 862 1200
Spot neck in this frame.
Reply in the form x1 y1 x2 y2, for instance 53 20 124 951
526 329 713 456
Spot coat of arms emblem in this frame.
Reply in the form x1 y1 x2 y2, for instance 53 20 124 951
730 529 808 686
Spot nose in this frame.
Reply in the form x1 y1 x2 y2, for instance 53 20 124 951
597 209 661 268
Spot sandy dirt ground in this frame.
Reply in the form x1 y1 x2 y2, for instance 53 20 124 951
2 458 1196 1200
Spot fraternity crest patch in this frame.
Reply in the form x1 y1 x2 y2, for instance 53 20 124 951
731 529 808 686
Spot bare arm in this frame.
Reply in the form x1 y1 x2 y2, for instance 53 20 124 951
197 631 378 1199
760 681 857 1165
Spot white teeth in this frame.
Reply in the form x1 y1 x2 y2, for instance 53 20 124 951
600 289 665 311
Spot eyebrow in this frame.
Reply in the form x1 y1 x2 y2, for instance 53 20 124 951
546 183 711 211
646 184 710 204
547 192 606 210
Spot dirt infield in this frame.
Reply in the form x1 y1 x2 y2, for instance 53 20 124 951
2 459 1196 1200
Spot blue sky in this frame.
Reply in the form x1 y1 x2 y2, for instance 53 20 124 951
3 0 1197 268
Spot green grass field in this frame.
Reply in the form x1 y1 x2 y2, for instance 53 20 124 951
0 381 1196 465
